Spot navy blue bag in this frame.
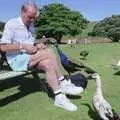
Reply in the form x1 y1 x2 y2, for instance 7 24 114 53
68 73 88 89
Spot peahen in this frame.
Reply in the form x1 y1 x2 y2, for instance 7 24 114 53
54 43 88 88
55 44 83 75
54 43 97 76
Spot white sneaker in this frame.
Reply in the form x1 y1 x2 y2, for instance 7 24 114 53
54 94 77 112
60 79 84 95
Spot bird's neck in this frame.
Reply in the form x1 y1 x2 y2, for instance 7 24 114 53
95 77 103 96
56 45 61 53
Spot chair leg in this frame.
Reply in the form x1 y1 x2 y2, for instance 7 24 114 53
0 52 10 70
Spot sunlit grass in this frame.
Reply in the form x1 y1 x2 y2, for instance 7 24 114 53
0 42 120 120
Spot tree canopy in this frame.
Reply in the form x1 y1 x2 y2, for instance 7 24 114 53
35 3 88 43
90 15 120 42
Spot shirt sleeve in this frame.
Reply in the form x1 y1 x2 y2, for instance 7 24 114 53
0 21 14 44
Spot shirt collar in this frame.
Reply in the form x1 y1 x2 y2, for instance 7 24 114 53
18 16 25 26
18 16 33 30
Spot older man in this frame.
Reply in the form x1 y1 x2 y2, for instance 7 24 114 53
0 2 83 111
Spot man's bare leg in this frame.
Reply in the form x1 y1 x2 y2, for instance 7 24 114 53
29 56 77 111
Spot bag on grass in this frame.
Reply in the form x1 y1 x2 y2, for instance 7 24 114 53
68 73 88 89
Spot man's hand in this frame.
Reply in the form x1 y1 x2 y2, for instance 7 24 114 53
21 44 37 54
36 36 47 44
36 43 47 50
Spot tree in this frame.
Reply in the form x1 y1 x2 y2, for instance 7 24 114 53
90 15 120 42
35 3 88 43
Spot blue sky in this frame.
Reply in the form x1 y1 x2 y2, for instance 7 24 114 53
0 0 120 22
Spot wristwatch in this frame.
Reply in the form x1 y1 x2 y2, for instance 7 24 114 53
19 44 26 53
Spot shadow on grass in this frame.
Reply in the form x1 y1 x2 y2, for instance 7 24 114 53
81 103 102 120
113 71 120 76
67 95 82 99
0 76 54 107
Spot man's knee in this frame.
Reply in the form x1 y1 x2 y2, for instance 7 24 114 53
41 59 54 70
46 48 55 55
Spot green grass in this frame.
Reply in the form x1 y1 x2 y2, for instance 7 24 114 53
1 43 120 120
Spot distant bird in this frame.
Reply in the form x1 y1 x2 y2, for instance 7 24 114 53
91 73 120 120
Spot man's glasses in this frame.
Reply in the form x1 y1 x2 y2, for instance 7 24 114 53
27 15 36 20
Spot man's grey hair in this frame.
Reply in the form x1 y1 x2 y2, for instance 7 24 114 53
21 1 39 17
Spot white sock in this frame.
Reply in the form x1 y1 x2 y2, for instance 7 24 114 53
54 89 62 95
58 76 65 81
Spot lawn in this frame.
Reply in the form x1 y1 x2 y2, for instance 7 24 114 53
0 43 120 120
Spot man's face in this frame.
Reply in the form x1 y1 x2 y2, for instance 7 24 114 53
23 6 37 26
